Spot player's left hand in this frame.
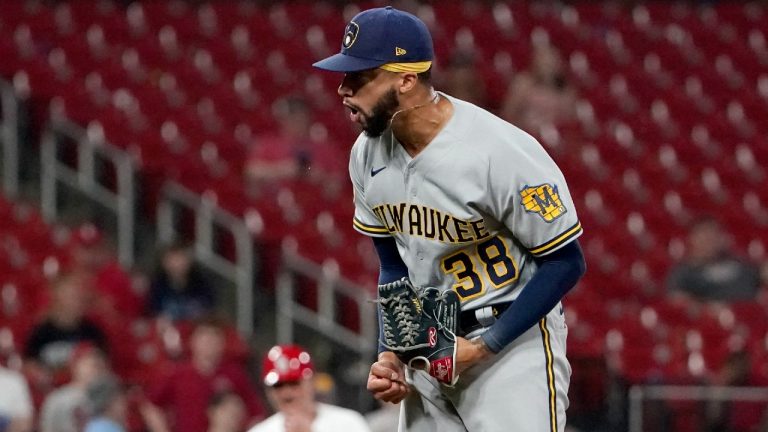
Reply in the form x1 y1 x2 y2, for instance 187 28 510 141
368 352 410 403
455 336 493 375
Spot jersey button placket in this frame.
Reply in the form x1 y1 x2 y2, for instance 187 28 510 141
405 170 418 200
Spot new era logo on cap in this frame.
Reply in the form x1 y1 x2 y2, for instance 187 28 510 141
312 6 434 73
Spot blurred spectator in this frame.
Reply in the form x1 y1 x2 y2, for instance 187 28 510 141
148 241 216 321
68 223 144 319
500 44 576 135
146 317 265 432
40 342 109 432
705 350 767 431
440 52 488 108
207 391 247 432
83 375 128 432
24 272 109 375
0 364 34 432
666 216 761 302
243 96 345 194
248 344 370 432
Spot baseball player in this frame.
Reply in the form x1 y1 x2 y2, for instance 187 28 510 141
313 6 586 432
248 344 372 432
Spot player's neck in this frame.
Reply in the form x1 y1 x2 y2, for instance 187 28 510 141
391 90 452 158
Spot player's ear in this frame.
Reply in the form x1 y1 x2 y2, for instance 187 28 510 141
397 72 419 94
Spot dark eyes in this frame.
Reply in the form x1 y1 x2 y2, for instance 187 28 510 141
345 70 377 87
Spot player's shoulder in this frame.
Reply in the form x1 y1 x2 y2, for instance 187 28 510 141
445 94 539 145
350 132 375 159
445 94 542 155
349 131 395 171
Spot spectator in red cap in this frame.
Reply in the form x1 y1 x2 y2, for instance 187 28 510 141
68 223 144 320
248 344 370 432
40 343 110 432
145 317 265 432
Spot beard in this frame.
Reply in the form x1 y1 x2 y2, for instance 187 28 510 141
361 88 400 138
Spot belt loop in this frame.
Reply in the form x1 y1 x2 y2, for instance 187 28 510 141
475 306 496 327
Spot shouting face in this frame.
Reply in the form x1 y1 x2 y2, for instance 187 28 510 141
337 69 402 138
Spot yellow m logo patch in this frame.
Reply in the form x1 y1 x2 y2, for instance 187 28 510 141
520 184 567 222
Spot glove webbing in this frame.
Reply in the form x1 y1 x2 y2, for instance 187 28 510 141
376 285 456 353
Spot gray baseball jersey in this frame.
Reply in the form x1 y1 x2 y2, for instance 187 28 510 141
350 93 583 310
350 93 579 432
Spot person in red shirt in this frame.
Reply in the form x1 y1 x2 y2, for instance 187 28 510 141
145 317 265 432
243 96 346 195
68 223 144 320
500 44 576 136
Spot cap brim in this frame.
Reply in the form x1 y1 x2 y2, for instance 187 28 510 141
312 53 385 72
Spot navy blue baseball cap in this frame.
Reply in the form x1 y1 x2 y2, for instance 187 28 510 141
313 6 434 73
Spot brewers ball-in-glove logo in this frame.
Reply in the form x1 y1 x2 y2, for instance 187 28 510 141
520 183 567 222
343 22 359 48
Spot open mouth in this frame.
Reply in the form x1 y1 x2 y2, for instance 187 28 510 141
345 103 362 123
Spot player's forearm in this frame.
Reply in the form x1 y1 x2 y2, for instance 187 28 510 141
373 236 410 353
481 240 586 353
372 236 409 284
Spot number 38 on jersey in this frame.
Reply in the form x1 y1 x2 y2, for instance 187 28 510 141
440 236 519 301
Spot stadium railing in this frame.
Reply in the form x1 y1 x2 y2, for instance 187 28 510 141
0 80 20 198
628 384 768 432
40 118 136 267
276 244 377 358
156 181 256 336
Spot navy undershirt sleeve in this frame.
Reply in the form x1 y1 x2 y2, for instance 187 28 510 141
373 236 409 284
481 239 586 353
372 236 409 354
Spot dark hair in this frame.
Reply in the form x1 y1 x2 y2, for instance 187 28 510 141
274 95 309 118
691 214 720 230
161 239 193 255
192 314 230 332
448 51 476 68
51 271 91 291
417 68 432 85
208 389 241 409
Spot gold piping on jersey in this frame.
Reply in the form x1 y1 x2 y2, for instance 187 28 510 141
539 318 558 432
371 202 491 244
529 222 583 257
353 217 389 235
